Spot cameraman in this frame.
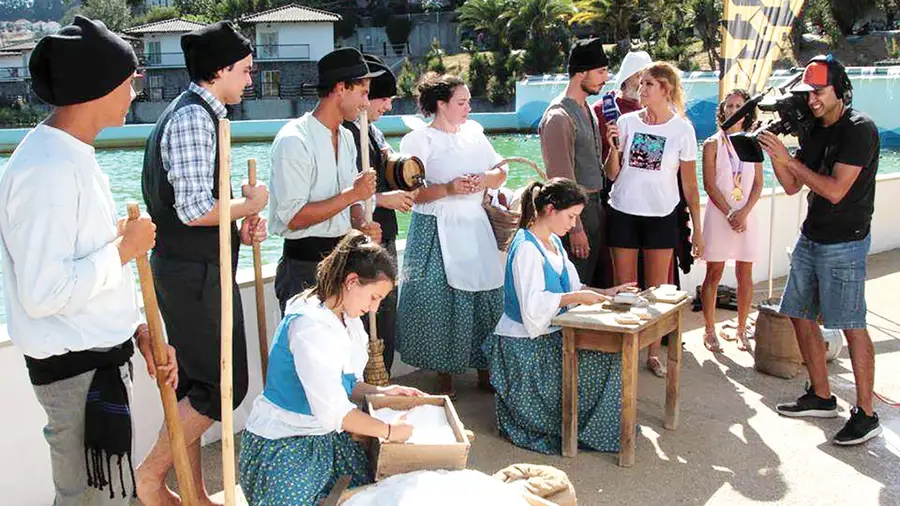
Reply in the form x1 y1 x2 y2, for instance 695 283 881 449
759 55 881 446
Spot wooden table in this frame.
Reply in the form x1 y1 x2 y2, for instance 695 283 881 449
551 296 691 467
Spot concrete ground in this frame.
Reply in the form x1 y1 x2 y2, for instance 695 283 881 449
189 249 900 506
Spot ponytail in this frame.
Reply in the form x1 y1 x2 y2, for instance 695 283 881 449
306 229 397 305
516 178 588 230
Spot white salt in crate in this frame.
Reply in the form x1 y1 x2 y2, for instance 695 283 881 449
365 394 471 481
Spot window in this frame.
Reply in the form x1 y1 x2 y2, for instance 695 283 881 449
261 70 280 97
148 74 163 101
146 41 161 66
260 32 278 59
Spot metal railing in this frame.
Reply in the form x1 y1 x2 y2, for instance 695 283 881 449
0 67 27 81
255 44 311 61
138 51 185 67
358 42 410 58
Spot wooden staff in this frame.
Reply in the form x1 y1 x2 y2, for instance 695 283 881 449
247 159 269 383
126 203 198 506
218 119 236 506
359 111 389 386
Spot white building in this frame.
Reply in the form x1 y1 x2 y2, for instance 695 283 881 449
241 3 340 62
123 18 207 101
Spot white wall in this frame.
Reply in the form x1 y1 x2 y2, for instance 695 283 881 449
143 33 187 67
256 22 333 61
1 174 899 505
0 54 22 81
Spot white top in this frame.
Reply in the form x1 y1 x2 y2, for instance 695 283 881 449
244 295 369 439
0 125 140 359
609 110 697 217
494 235 582 338
399 121 505 292
268 113 360 239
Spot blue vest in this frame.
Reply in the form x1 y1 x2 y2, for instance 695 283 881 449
503 229 572 324
262 311 358 416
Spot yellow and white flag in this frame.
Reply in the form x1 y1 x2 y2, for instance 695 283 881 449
719 0 806 100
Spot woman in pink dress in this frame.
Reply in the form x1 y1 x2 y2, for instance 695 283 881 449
700 89 764 352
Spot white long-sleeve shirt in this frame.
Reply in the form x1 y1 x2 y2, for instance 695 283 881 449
0 125 140 359
494 237 582 338
244 296 370 439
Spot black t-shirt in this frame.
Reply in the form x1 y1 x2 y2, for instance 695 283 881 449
796 108 879 244
342 120 399 243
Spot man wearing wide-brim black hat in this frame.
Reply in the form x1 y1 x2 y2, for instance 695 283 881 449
267 47 384 313
341 54 415 376
138 20 269 505
0 15 177 505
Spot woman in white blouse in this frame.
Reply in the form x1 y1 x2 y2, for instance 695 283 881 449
603 61 704 378
239 231 425 505
396 72 507 397
483 178 632 454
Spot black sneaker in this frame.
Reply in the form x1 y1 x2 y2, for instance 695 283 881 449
775 383 838 418
833 407 883 446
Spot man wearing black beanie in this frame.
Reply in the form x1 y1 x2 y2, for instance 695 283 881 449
0 15 177 505
539 37 613 288
342 54 414 375
138 20 268 506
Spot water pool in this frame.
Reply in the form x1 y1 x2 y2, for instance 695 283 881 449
1 133 898 324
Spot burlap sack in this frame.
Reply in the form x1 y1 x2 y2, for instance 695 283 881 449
753 304 803 379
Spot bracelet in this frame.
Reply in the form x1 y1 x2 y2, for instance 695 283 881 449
386 424 392 441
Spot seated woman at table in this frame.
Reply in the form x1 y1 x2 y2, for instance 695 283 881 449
483 178 634 454
239 231 426 506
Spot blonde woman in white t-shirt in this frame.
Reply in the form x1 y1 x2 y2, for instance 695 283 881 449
603 62 704 377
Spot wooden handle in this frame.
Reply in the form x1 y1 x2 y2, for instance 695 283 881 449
218 119 236 506
247 158 268 383
126 203 198 506
358 111 378 342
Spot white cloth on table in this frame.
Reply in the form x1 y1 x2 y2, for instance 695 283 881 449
342 469 532 506
244 296 369 439
494 237 583 339
268 113 359 239
399 120 505 292
609 110 697 217
0 124 140 359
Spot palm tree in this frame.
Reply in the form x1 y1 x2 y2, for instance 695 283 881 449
507 0 575 40
570 0 638 44
457 0 515 52
690 0 721 70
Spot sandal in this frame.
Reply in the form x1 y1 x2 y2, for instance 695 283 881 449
736 328 752 352
704 327 723 353
647 356 667 378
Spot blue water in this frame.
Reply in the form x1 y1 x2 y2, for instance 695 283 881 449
1 134 899 324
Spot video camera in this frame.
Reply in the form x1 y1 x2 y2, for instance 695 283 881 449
723 71 816 163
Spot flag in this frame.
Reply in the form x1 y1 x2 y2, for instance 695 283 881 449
719 0 807 100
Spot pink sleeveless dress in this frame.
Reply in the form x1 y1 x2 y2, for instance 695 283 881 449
701 130 761 263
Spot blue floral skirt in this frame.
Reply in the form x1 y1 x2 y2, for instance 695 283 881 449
482 331 622 454
238 431 371 506
396 212 504 373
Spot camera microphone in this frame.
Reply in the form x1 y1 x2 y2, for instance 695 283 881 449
720 92 765 131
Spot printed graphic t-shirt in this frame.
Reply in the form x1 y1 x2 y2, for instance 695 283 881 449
609 110 697 217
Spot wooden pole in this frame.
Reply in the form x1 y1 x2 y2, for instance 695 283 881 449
218 119 236 506
360 111 377 344
767 182 777 300
126 203 198 506
247 159 269 384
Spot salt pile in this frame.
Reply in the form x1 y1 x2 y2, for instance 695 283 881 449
371 405 457 444
342 469 532 506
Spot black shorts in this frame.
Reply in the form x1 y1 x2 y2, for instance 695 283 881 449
607 206 678 250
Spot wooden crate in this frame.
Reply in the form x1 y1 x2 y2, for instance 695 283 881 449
365 394 470 481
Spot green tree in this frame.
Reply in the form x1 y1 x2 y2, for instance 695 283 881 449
689 0 722 71
830 0 877 34
570 0 638 47
132 6 181 26
65 0 132 32
506 0 573 73
457 0 514 52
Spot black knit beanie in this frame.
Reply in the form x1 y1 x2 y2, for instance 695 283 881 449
568 37 609 74
29 15 138 106
181 21 253 82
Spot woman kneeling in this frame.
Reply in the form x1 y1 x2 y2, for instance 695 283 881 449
484 179 633 454
239 231 425 505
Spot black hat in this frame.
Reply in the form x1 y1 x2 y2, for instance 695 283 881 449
181 21 252 82
364 54 396 99
568 37 609 74
317 47 384 89
29 15 138 106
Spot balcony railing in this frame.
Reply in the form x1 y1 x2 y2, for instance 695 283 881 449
0 67 27 81
254 44 311 61
358 42 410 58
138 51 185 68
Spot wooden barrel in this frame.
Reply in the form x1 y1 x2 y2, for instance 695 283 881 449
384 152 425 191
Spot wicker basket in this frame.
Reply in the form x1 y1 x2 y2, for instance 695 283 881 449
483 157 547 251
